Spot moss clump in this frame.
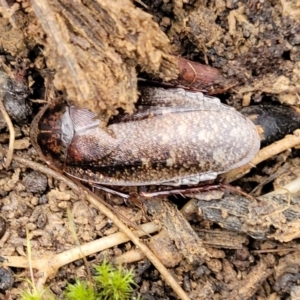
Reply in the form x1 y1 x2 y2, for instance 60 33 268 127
64 260 137 300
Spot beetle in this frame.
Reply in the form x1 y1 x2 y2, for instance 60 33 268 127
31 87 260 187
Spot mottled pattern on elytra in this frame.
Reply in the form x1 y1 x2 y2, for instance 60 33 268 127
139 87 221 108
64 92 260 186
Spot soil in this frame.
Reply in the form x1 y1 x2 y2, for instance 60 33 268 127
1 0 300 299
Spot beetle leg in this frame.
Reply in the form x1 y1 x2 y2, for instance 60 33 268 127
139 183 255 200
139 185 218 198
92 184 130 199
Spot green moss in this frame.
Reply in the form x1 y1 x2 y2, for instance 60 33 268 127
64 260 137 300
64 279 95 300
94 260 136 300
20 280 56 300
20 260 138 300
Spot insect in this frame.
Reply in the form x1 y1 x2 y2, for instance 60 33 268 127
31 87 260 187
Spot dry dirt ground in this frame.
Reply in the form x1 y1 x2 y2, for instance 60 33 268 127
1 0 300 299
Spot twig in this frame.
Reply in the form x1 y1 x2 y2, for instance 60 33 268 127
0 95 15 168
114 249 146 264
134 0 148 9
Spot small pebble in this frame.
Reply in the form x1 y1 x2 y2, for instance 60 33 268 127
0 268 14 290
23 171 47 194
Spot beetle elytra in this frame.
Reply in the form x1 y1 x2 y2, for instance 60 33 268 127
32 87 260 186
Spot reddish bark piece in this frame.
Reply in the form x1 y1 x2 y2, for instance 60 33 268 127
174 56 238 94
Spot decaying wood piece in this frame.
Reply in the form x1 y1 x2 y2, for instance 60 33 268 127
30 0 178 117
142 198 208 263
182 193 300 242
196 229 248 249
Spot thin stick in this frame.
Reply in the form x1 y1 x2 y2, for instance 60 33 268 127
0 96 15 168
186 61 197 86
140 183 256 201
134 0 148 9
10 155 191 300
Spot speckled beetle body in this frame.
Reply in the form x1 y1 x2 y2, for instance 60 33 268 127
33 87 260 186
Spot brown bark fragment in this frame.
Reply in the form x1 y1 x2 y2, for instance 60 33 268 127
30 0 178 117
